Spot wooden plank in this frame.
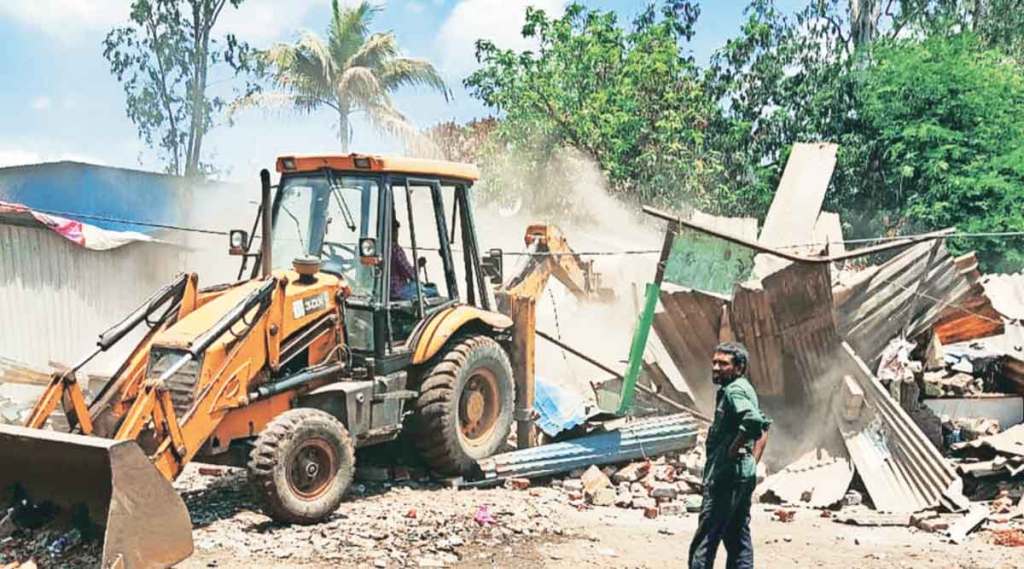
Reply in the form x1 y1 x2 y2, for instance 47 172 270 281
754 142 838 278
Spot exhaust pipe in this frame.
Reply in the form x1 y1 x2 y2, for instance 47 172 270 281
260 169 273 277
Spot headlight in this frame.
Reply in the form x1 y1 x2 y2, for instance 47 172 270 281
147 348 202 414
359 237 377 257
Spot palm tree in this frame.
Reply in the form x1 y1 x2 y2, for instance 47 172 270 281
247 0 450 151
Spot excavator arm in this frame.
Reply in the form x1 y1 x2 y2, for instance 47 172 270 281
495 224 614 450
501 224 614 301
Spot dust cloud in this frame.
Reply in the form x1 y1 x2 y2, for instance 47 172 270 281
472 148 667 404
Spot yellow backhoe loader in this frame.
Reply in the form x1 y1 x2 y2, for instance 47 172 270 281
0 155 518 568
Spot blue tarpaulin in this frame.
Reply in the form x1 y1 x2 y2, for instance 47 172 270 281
533 374 590 437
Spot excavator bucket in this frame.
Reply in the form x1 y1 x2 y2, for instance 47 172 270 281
0 424 193 569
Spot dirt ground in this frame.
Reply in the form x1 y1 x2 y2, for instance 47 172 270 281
175 471 1023 569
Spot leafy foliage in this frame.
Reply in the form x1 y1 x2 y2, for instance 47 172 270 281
466 2 725 211
856 34 1024 270
704 0 1024 269
103 0 258 176
241 0 449 152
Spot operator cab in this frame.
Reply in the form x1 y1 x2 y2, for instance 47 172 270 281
233 154 496 375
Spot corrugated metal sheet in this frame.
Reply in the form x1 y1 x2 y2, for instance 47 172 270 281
982 272 1024 321
653 286 728 411
0 223 187 381
761 444 853 508
731 282 785 397
946 323 1024 394
933 253 1003 344
838 342 968 513
734 262 838 400
953 423 1024 458
836 240 976 366
477 413 701 480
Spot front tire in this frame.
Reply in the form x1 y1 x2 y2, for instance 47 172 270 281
247 408 355 524
413 335 515 475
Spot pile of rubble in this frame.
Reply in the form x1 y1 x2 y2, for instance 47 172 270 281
547 444 711 519
0 515 101 569
176 465 567 568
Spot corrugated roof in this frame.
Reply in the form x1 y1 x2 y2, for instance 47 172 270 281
933 253 1004 344
652 286 727 412
982 273 1024 321
838 343 968 513
836 240 978 366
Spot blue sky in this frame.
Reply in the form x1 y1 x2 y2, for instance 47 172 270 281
0 0 804 182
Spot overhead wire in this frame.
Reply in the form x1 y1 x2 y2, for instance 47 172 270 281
20 206 1024 257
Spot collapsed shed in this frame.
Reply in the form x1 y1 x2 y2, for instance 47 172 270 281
635 142 1011 514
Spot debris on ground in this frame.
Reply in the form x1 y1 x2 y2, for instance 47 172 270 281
772 509 796 523
991 528 1024 547
170 465 567 568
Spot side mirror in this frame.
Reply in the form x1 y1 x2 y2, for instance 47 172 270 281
481 248 503 285
228 229 248 256
359 237 381 266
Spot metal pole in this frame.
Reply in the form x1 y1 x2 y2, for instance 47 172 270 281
260 169 273 277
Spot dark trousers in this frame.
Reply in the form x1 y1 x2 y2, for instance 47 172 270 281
687 480 755 569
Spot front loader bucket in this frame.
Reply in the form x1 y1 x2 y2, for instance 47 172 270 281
0 424 193 568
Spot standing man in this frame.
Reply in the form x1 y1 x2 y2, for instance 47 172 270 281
688 342 771 569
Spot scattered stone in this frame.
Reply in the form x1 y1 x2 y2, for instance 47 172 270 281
503 478 531 491
643 507 659 519
581 465 612 497
659 503 687 517
562 479 584 493
632 497 657 511
911 513 951 533
612 461 651 484
843 490 863 507
991 529 1024 547
649 483 678 502
652 464 676 482
614 491 633 509
684 495 702 513
197 466 226 477
590 487 617 507
773 509 796 523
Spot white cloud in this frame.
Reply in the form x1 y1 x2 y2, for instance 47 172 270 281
407 1 426 14
437 0 566 78
218 0 334 45
0 148 107 168
30 96 51 111
0 150 43 168
0 0 126 41
0 0 324 45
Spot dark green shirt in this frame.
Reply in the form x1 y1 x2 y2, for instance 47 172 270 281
702 376 772 488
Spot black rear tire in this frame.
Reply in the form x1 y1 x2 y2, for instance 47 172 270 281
413 335 514 475
247 408 355 524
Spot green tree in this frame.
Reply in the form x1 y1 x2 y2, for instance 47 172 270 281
245 0 449 152
103 0 258 176
466 2 724 211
